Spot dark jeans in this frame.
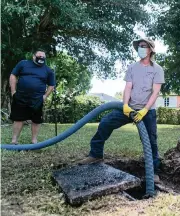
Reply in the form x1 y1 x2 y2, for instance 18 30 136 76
89 109 160 173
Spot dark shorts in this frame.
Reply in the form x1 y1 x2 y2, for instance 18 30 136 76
10 95 44 124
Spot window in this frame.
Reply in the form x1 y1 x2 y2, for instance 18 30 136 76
164 97 169 107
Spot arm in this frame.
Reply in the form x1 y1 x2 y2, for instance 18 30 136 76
123 82 135 117
44 67 55 101
145 83 162 110
134 83 162 122
43 86 54 100
123 82 133 104
145 66 164 109
9 74 17 96
9 61 23 96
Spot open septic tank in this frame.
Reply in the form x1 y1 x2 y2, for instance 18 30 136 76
53 163 141 205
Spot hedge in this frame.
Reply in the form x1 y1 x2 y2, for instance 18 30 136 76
43 97 180 125
43 95 111 123
2 96 179 125
156 107 180 125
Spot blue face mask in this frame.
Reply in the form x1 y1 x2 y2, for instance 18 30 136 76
138 47 148 59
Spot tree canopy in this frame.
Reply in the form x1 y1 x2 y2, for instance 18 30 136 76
2 0 179 103
149 0 180 94
48 52 92 96
44 53 92 114
2 0 159 82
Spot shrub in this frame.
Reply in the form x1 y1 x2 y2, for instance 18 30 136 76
156 107 180 125
1 109 11 125
70 95 104 122
44 95 111 123
44 99 180 125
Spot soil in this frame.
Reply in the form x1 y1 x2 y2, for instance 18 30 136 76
106 139 180 194
1 140 180 215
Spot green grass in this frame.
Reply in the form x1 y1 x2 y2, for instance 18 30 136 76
2 123 180 158
1 123 180 216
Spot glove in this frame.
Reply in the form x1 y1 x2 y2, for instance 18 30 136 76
123 104 135 117
134 108 148 122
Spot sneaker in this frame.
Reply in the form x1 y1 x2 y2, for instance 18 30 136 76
154 174 160 183
78 156 103 165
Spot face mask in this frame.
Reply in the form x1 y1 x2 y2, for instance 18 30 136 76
34 56 45 66
138 47 148 59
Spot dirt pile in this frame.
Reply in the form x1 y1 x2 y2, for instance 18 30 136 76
161 139 180 185
106 139 180 193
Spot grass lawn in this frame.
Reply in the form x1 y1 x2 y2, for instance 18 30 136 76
1 123 180 216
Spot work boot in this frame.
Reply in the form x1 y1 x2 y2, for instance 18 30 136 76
78 156 103 165
154 174 160 184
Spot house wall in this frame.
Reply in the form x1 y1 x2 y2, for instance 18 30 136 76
169 96 178 107
156 96 178 108
177 96 180 108
156 97 164 107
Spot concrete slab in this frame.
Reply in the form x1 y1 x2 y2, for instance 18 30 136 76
53 163 141 205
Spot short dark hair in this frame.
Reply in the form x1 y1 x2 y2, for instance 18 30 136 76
33 49 46 55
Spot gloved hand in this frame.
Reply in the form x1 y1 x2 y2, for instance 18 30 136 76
123 104 135 117
134 108 148 122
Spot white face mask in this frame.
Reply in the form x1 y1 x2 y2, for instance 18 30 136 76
138 47 148 59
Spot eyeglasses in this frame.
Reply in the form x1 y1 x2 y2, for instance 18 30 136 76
138 45 150 48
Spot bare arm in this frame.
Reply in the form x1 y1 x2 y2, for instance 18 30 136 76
145 83 162 110
9 74 17 96
123 82 133 104
43 86 54 100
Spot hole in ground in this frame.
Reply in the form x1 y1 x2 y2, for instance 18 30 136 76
124 181 146 200
106 158 180 194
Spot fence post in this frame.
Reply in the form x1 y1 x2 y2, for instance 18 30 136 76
54 66 58 136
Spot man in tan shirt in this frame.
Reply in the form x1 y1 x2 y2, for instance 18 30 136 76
79 38 165 183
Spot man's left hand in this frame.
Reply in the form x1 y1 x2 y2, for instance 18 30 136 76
134 108 148 122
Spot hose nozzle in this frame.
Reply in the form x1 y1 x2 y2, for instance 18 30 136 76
129 111 137 121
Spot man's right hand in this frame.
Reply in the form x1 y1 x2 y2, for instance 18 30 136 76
123 104 135 117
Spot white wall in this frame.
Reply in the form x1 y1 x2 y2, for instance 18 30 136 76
156 97 164 107
156 96 177 108
169 96 177 107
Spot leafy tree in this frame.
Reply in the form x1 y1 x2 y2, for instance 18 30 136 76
48 52 92 96
149 1 180 94
1 1 160 97
45 52 92 110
